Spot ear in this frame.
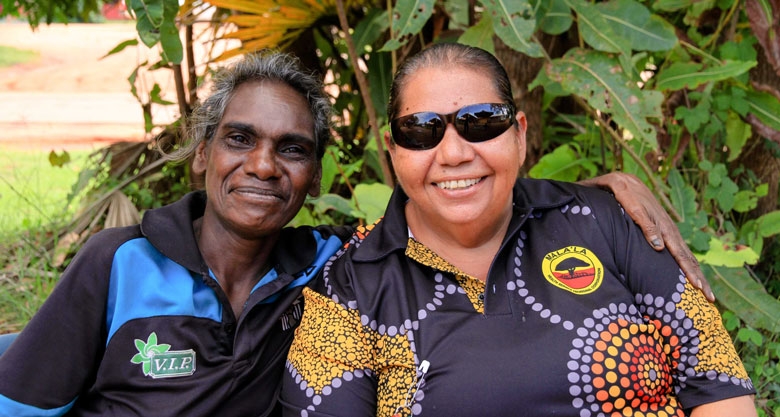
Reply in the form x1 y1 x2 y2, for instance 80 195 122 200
384 130 396 161
192 141 208 177
308 163 323 197
515 111 528 167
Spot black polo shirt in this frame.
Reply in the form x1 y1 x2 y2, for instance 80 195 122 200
281 179 754 417
0 191 352 416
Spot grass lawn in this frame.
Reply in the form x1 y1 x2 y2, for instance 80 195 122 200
0 148 88 241
0 147 89 332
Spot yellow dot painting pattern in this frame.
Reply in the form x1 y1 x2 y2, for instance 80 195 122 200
677 281 749 380
286 289 416 417
406 238 485 313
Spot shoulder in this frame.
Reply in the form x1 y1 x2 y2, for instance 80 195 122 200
76 225 144 264
310 224 355 242
515 178 624 216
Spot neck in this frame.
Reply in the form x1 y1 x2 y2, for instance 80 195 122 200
195 216 278 316
405 203 512 281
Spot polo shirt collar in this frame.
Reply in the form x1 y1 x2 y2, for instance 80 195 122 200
353 179 575 263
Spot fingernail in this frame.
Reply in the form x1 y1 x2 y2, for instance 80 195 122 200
651 237 662 248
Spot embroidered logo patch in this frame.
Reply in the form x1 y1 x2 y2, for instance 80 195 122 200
542 246 603 294
131 332 196 379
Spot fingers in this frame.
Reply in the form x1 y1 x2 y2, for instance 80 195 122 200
592 172 715 302
662 228 715 302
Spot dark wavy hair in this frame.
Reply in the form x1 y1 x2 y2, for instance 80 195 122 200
387 42 514 122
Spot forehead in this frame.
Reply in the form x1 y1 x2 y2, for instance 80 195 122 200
398 66 501 114
221 80 315 138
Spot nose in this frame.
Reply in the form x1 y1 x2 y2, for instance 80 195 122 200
435 123 476 165
245 145 281 179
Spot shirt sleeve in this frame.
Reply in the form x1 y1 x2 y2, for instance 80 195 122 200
0 229 129 416
280 287 381 417
608 193 755 409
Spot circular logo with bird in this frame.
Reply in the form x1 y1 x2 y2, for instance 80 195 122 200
541 246 603 294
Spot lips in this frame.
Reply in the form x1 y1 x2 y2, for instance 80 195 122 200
434 177 483 190
230 186 285 201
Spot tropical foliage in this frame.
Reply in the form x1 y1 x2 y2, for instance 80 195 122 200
2 0 780 413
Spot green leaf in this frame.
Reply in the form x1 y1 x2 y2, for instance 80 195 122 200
352 9 389 54
545 49 662 147
724 112 751 162
130 353 146 364
674 99 710 133
736 327 763 346
380 0 435 51
709 182 738 212
528 70 569 106
458 13 497 54
150 84 175 105
128 0 165 48
696 237 759 267
536 0 573 35
756 210 780 238
481 0 545 57
653 0 696 12
705 265 780 333
319 146 339 195
528 144 595 181
102 39 140 59
48 150 71 168
159 20 182 64
353 183 393 224
667 168 697 221
567 0 630 54
290 206 317 227
312 194 362 219
596 0 677 52
732 190 759 213
654 60 757 91
744 88 780 131
143 361 152 375
367 52 393 128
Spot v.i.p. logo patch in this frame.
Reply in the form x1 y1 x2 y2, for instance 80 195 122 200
130 332 196 379
542 246 603 294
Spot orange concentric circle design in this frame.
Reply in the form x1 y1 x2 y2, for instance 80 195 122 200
568 308 690 417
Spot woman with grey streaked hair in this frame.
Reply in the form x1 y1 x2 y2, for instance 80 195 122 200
0 50 352 417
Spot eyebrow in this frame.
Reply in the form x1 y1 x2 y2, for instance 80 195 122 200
221 121 315 145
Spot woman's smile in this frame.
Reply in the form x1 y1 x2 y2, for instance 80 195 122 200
434 177 484 190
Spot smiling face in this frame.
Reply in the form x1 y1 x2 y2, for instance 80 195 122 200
192 80 321 239
387 66 527 237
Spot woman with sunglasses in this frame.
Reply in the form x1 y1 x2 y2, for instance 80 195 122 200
279 43 757 416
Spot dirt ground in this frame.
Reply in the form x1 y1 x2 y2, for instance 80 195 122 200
0 21 179 151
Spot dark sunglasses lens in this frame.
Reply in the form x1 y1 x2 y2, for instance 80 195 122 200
392 112 445 150
456 103 514 142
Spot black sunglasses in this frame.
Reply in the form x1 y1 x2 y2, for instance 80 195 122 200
390 103 516 150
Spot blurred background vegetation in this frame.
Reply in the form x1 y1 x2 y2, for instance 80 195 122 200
1 0 779 413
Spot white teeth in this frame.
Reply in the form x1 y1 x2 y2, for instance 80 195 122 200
436 178 481 190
